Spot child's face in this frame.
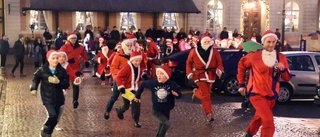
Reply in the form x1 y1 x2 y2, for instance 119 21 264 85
49 54 59 67
156 71 168 83
131 58 142 67
58 53 66 64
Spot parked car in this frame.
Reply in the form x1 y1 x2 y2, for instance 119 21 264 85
278 51 320 103
162 48 247 95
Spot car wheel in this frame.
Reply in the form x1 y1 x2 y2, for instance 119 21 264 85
223 76 240 95
277 83 292 104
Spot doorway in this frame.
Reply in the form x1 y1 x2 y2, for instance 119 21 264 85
243 0 261 39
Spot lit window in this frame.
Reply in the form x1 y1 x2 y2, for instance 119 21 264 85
162 13 178 30
76 12 93 30
29 10 48 30
207 0 223 32
120 12 136 30
285 2 299 32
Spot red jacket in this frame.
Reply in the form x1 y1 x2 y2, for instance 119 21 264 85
116 62 142 91
186 47 224 83
95 49 114 77
60 42 88 72
61 62 76 82
110 48 130 80
146 41 159 60
237 50 291 97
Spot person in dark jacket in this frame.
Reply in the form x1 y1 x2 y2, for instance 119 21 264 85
54 33 64 50
33 37 43 67
110 26 120 41
134 65 182 137
0 35 9 67
220 27 229 39
84 25 94 40
145 25 156 41
11 34 26 77
30 50 70 137
43 28 53 50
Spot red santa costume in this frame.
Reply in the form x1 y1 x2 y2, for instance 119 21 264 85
237 30 291 137
192 35 199 48
186 36 224 121
58 51 82 86
166 39 173 56
95 44 114 85
146 37 159 78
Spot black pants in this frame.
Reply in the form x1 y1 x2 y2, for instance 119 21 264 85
11 57 24 74
93 62 98 76
1 53 7 67
72 83 80 102
42 103 64 134
105 81 120 112
118 97 141 123
100 72 106 81
153 109 171 137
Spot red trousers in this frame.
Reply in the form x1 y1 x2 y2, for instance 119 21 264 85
194 81 212 115
246 95 276 137
147 60 156 78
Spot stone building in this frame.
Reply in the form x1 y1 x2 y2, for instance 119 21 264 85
0 0 319 47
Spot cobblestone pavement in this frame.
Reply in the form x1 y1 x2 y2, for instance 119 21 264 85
0 55 319 137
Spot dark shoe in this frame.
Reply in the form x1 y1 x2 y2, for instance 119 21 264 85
134 122 141 128
92 75 97 77
243 132 253 137
20 74 26 77
115 107 124 120
10 73 15 77
104 111 110 120
192 88 197 102
207 114 214 122
73 100 79 109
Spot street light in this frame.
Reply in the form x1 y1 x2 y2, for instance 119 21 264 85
281 0 286 51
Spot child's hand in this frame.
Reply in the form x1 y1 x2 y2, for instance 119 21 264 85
171 90 179 97
48 75 60 84
134 97 141 103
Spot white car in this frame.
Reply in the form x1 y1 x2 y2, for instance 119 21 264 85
278 51 320 103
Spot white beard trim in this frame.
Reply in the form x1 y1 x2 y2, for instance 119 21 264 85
262 50 277 67
202 44 212 51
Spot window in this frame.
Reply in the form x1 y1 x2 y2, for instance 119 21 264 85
287 56 314 71
120 12 136 30
285 2 299 32
29 10 48 30
162 13 178 30
207 0 223 32
76 12 93 30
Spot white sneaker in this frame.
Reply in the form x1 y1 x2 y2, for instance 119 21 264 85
55 127 63 131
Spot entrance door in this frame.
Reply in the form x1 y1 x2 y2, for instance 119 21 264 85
243 0 261 39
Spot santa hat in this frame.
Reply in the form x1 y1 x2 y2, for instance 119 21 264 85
166 39 172 42
156 65 172 79
146 37 153 42
99 37 104 42
67 32 77 40
201 36 212 45
173 38 178 44
58 50 68 61
130 51 142 61
46 50 59 61
166 41 173 47
261 30 278 42
127 32 137 42
192 36 199 41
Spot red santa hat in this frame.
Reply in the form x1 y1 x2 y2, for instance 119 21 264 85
99 37 104 42
201 36 212 45
261 30 278 42
166 39 172 42
127 32 137 42
46 50 59 61
130 51 142 61
156 65 172 79
67 32 77 40
192 36 199 41
173 38 178 44
146 37 153 42
58 50 68 61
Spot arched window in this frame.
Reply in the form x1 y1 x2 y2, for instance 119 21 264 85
162 13 178 30
29 10 48 30
207 0 223 32
120 12 136 30
75 12 93 30
285 2 299 32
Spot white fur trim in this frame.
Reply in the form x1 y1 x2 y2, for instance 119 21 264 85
130 55 142 61
67 34 77 40
96 72 101 78
261 33 278 42
118 85 125 90
146 39 151 42
128 61 140 91
73 77 82 85
156 68 169 79
61 62 68 69
97 57 101 64
48 51 59 61
262 50 277 67
130 38 137 42
101 46 109 58
187 73 193 80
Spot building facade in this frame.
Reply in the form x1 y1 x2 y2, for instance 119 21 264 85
2 0 320 47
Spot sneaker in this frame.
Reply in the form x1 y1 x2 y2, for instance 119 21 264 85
243 132 253 137
73 100 79 109
20 74 26 77
192 88 197 102
101 81 106 85
134 122 141 128
115 107 124 120
92 75 97 77
104 111 110 120
207 114 214 122
55 127 63 131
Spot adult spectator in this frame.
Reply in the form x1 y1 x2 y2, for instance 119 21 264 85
84 25 94 40
11 34 26 77
176 28 187 41
145 25 156 41
135 29 144 40
110 26 120 41
275 28 281 39
43 28 53 50
0 35 9 68
220 27 229 40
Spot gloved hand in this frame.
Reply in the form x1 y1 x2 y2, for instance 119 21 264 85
131 90 136 94
75 72 82 77
119 88 125 94
85 62 90 68
68 58 76 64
30 90 37 96
141 73 148 80
48 75 60 84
